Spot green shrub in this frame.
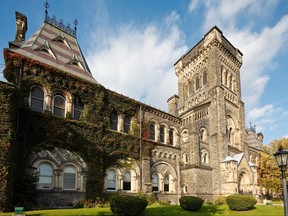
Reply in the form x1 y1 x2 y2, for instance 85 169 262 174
214 196 226 205
136 193 156 205
179 196 204 211
226 195 257 211
110 195 148 216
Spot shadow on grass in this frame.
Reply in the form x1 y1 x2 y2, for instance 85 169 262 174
143 204 225 216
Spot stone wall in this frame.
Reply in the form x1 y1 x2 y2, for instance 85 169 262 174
36 191 85 208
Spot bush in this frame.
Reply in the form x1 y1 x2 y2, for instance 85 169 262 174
179 196 204 211
136 193 156 205
110 195 148 216
214 196 226 205
226 195 257 211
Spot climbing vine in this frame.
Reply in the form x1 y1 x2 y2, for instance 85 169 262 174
1 50 155 210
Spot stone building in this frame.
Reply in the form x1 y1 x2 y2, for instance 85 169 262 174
0 10 262 210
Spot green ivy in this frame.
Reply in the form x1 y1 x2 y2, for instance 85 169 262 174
1 52 155 211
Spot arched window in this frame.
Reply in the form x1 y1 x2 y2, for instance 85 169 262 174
200 149 209 165
203 72 208 86
195 77 200 91
169 128 174 145
183 153 188 164
110 112 118 131
106 170 117 191
200 128 207 142
152 174 159 192
150 123 155 141
53 94 66 117
164 176 169 192
228 127 233 144
30 86 44 112
73 99 83 120
37 162 53 189
123 116 131 133
160 125 165 143
123 171 131 191
63 165 76 190
183 185 188 193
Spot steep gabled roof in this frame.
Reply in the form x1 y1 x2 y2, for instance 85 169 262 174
7 21 98 84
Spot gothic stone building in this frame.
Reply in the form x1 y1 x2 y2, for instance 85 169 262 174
0 11 262 210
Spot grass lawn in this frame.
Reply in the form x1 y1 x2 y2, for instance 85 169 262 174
0 204 283 216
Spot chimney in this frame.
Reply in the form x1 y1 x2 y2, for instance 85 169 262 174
9 11 27 48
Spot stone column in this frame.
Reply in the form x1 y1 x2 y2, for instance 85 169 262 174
142 157 151 193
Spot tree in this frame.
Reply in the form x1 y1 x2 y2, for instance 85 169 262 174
258 138 288 199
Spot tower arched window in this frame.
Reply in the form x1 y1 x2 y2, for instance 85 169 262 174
152 174 159 192
30 86 44 112
203 72 208 86
53 94 66 117
37 162 53 189
200 128 207 142
195 77 200 91
164 176 169 192
169 128 174 145
160 125 165 143
150 123 156 141
200 149 209 165
63 165 76 190
106 170 117 191
123 171 131 191
183 153 188 164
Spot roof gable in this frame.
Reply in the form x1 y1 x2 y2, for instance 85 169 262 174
8 21 98 84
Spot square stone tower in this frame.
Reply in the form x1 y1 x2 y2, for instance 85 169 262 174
174 26 248 199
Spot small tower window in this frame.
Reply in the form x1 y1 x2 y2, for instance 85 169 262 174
150 123 156 141
169 128 174 145
160 125 165 143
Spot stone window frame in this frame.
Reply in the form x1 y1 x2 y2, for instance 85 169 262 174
200 148 210 165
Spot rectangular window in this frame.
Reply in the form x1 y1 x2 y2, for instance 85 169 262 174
123 116 131 133
110 113 118 131
63 173 76 190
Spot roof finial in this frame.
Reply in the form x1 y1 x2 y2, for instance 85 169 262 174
73 19 78 36
44 0 49 20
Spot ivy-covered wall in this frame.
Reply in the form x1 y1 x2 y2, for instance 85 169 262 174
1 50 155 211
0 82 18 212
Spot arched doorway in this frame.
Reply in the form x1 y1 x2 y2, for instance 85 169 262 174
238 171 251 194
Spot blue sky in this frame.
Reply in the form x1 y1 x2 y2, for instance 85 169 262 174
1 0 288 145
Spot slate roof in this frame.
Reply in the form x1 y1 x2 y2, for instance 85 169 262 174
221 153 244 164
7 21 98 84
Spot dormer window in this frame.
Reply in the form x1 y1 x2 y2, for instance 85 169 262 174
52 32 71 49
67 54 84 70
35 40 57 59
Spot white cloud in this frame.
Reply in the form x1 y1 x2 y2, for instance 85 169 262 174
86 12 187 111
189 0 288 110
